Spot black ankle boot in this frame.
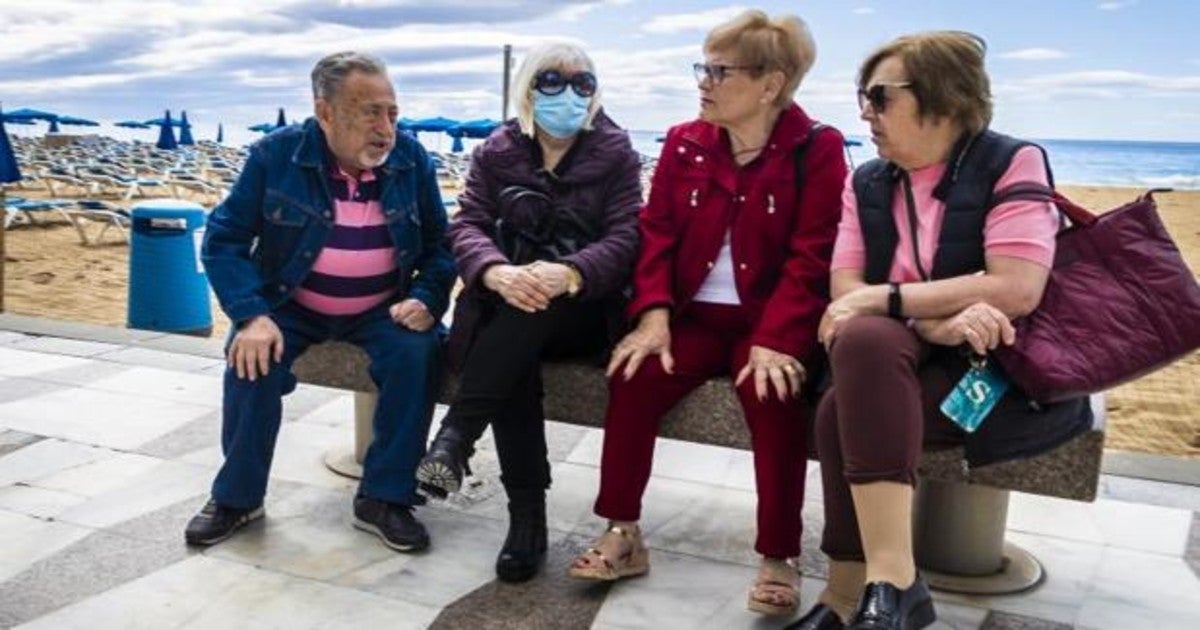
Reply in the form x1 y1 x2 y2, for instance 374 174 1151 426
847 577 935 630
415 424 473 499
495 490 547 583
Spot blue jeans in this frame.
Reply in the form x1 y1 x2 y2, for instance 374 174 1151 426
211 299 441 509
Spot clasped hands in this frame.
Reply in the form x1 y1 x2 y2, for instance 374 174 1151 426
606 307 806 402
482 261 575 312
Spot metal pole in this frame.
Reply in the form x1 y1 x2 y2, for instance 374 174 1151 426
501 44 513 121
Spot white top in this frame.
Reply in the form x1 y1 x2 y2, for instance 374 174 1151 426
693 229 741 305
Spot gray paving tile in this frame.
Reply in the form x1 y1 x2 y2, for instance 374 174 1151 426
94 346 226 373
1187 511 1199 580
10 336 123 357
0 530 188 628
282 383 350 421
0 430 41 457
26 360 133 388
428 531 607 630
135 409 222 460
981 610 1071 629
0 377 71 404
1098 473 1200 512
100 493 210 544
134 331 225 360
0 331 32 345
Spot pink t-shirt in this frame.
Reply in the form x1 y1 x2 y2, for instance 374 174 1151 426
830 146 1058 282
292 167 398 315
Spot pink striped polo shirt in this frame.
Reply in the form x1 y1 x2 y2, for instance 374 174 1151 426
831 146 1059 282
291 166 399 315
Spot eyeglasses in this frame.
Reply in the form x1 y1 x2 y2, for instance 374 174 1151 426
692 62 763 85
857 82 913 114
533 70 598 98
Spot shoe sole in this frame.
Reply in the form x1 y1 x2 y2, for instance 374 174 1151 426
415 459 461 498
909 598 937 629
184 507 264 546
352 518 429 553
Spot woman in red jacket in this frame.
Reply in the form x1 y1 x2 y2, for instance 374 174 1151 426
569 9 847 617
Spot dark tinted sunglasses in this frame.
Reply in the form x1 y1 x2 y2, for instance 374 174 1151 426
857 82 913 113
533 70 598 98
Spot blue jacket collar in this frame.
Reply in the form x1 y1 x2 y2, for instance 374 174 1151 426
291 117 414 173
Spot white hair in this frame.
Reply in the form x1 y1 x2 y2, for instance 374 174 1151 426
511 41 602 137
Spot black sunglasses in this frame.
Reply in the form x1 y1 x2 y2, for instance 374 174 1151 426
533 70 598 98
857 82 913 113
692 62 763 84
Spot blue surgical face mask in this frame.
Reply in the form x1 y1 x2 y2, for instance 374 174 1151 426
533 90 590 139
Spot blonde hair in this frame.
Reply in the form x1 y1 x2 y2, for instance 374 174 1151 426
511 42 602 137
859 31 993 133
704 9 816 108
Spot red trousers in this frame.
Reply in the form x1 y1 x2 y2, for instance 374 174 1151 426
593 304 809 558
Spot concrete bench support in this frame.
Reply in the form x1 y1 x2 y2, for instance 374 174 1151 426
292 341 1105 596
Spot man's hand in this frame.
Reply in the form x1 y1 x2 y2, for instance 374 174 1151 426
483 264 553 312
735 345 806 402
229 315 284 381
390 298 435 332
606 307 673 381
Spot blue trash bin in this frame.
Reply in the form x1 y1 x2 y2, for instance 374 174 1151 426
127 199 212 336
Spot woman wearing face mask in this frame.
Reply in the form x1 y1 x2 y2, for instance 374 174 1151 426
568 10 847 618
415 41 642 583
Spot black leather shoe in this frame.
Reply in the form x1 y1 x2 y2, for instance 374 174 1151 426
353 496 430 552
494 491 547 583
184 499 263 546
785 603 845 629
415 424 473 499
847 578 935 630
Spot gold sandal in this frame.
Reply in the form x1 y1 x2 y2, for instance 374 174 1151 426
568 523 650 581
747 561 800 616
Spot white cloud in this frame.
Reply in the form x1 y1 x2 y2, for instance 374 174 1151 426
1098 1 1137 10
640 6 748 34
999 48 1067 61
997 70 1200 101
853 7 875 15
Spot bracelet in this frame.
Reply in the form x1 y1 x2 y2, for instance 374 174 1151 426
887 282 903 319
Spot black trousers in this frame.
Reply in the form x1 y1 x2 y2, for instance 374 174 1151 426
445 297 608 493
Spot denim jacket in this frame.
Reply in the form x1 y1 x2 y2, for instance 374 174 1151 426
201 118 456 325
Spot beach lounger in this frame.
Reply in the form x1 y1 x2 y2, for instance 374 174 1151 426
64 200 131 245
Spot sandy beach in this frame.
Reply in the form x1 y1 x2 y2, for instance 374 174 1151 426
2 184 1197 458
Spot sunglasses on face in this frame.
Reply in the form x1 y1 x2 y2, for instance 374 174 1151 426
533 70 598 98
692 62 763 85
857 82 913 114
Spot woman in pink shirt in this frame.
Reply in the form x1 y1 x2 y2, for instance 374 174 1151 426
791 32 1092 630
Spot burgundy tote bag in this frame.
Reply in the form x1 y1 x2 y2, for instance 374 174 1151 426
990 186 1200 403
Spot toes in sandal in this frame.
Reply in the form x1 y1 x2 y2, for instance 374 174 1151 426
747 577 800 616
568 524 650 581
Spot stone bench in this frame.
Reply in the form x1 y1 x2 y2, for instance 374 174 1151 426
292 341 1106 596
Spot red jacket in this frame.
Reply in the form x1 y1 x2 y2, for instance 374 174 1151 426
627 103 847 362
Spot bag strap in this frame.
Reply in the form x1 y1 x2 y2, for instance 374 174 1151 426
793 122 829 191
990 182 1098 228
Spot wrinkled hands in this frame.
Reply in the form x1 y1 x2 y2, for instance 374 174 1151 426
390 298 435 332
818 285 884 349
913 302 1015 354
735 345 806 402
606 307 673 381
229 315 284 381
483 262 574 312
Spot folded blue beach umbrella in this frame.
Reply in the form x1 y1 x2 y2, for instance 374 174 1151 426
115 120 152 129
216 123 224 144
0 105 22 184
275 107 287 129
179 111 195 146
156 110 178 150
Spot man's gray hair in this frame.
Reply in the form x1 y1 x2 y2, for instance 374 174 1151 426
311 51 389 100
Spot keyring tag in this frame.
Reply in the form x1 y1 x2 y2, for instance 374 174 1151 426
939 355 1009 433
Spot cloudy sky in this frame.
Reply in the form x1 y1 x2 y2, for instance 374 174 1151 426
2 0 1198 146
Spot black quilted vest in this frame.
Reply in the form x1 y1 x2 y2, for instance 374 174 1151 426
854 130 1053 284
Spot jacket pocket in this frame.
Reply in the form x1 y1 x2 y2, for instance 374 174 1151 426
259 193 313 271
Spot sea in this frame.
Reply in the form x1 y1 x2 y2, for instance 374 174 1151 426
626 130 1200 191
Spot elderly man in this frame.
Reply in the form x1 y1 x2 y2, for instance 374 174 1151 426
186 51 454 552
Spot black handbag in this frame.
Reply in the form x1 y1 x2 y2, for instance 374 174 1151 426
493 185 600 264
